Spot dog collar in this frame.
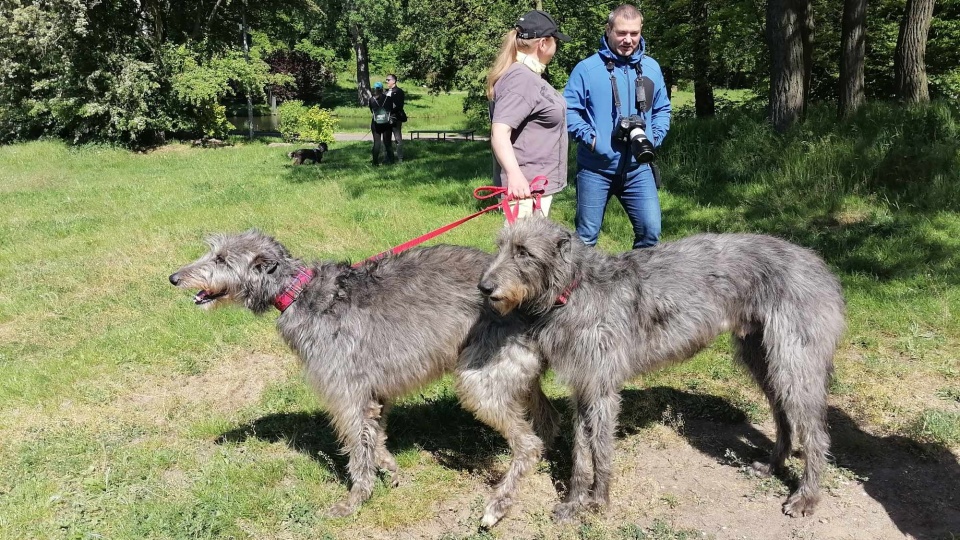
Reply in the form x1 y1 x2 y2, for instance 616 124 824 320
273 267 315 312
555 275 580 306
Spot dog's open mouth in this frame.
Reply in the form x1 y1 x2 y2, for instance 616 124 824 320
194 289 226 305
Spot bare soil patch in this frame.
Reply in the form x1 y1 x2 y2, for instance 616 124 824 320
350 395 960 539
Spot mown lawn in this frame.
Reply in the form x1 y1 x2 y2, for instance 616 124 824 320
0 102 958 539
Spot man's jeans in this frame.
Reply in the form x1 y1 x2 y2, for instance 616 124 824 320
575 166 661 249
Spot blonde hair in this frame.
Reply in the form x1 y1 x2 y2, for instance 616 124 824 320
486 29 544 100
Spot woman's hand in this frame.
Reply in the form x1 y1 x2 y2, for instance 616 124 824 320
505 171 531 199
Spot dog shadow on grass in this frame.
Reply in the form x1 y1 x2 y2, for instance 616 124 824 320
217 387 959 538
215 390 511 486
607 387 960 540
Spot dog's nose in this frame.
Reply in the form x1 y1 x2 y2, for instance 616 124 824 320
477 280 495 296
169 273 180 286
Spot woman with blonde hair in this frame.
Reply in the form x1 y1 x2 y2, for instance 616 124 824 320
487 10 570 217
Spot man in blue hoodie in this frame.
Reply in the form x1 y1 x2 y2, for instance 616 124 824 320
564 5 671 248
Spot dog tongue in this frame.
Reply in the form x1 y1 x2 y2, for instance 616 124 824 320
194 290 212 304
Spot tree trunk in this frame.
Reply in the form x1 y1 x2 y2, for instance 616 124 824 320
663 66 675 100
894 0 935 103
839 0 868 117
242 3 253 140
191 0 226 40
767 0 807 132
691 0 715 117
799 0 814 117
350 22 372 106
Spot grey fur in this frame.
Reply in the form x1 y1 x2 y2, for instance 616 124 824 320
478 216 845 521
169 230 558 523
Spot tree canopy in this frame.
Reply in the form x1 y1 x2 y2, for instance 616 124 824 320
1 0 956 145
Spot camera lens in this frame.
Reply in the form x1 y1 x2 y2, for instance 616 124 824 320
628 128 655 163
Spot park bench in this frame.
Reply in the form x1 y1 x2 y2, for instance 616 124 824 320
408 129 476 141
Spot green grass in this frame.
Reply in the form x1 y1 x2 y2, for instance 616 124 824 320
322 75 471 132
1 100 959 538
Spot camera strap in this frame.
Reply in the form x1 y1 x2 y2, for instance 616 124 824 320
605 60 645 116
635 62 646 114
605 61 622 113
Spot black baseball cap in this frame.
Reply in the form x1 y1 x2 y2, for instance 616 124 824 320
515 10 571 42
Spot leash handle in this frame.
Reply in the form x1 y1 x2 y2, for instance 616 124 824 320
472 176 548 225
355 176 549 267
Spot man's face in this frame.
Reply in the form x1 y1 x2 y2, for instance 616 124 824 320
606 16 643 57
386 77 396 89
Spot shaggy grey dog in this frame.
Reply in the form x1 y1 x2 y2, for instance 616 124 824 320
478 217 845 521
169 230 557 522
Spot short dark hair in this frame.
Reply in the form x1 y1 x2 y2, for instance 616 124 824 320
386 74 398 82
607 4 643 27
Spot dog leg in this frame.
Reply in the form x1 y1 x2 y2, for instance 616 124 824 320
735 332 793 477
747 324 831 517
782 387 829 517
750 408 792 477
529 380 560 448
457 339 544 528
327 401 381 517
477 406 543 528
374 401 399 488
783 418 828 517
585 389 620 511
552 392 595 522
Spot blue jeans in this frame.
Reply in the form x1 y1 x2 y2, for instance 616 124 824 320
575 166 661 249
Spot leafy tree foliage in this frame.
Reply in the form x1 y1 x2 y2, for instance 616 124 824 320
277 100 338 143
0 0 338 146
266 50 337 102
1 0 956 144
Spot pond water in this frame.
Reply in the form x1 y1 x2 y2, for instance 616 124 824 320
226 115 280 133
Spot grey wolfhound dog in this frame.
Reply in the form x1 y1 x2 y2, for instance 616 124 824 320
477 217 845 521
169 230 558 523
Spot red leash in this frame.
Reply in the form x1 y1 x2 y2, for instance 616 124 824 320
355 176 548 266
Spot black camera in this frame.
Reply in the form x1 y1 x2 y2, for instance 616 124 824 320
614 114 655 164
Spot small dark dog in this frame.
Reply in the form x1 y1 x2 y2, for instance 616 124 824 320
288 142 329 165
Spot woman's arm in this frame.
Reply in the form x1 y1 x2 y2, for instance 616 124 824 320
490 122 531 199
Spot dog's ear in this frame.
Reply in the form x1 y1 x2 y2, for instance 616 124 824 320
251 254 279 274
557 231 573 263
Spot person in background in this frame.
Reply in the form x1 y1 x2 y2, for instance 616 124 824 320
368 81 395 165
385 74 407 163
486 9 570 218
563 4 671 248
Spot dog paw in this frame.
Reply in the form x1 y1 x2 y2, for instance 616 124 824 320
326 500 358 518
749 461 774 477
551 501 583 523
480 512 500 529
783 492 819 517
386 472 400 489
585 494 609 513
480 496 511 528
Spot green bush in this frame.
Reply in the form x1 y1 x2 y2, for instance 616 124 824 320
277 100 337 144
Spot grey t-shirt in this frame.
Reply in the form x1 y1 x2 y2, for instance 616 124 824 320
491 63 568 196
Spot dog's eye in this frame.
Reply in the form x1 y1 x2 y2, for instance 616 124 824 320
514 246 529 259
215 255 226 264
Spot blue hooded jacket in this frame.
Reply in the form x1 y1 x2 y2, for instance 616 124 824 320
564 35 671 176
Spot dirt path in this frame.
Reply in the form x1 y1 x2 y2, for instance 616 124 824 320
355 405 960 539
